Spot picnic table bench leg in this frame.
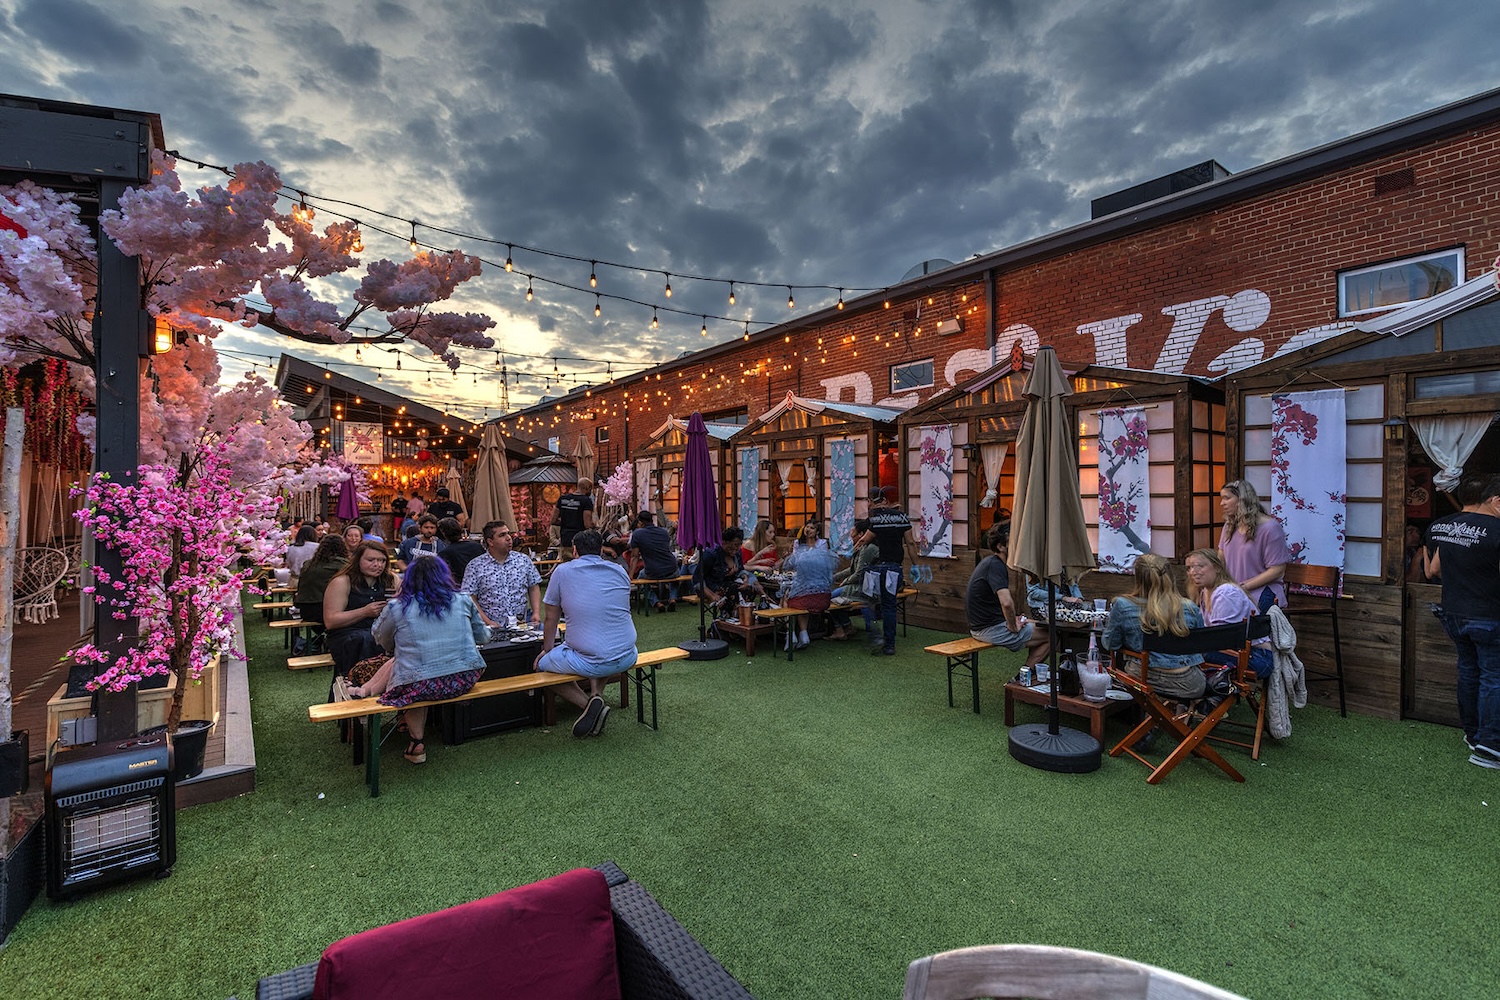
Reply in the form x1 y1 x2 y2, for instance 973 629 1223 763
945 655 957 708
634 664 658 730
969 651 980 713
366 712 381 797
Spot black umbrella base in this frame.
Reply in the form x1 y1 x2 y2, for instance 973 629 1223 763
679 639 729 661
1008 723 1102 773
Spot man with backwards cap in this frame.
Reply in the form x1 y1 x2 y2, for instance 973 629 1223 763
855 485 916 656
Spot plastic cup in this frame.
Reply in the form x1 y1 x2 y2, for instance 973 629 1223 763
1093 598 1107 613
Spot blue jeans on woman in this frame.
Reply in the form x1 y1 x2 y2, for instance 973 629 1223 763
1441 613 1500 750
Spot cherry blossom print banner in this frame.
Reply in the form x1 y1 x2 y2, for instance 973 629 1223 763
739 446 761 535
635 458 655 514
1097 407 1150 572
830 440 856 556
917 423 954 558
1271 388 1347 569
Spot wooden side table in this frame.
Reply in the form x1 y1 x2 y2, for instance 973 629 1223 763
712 618 772 657
1003 682 1132 743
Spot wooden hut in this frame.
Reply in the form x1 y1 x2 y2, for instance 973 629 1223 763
733 391 903 551
629 415 742 533
506 453 577 544
1225 273 1500 723
896 355 1226 631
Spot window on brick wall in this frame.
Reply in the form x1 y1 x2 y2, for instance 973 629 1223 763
595 425 610 443
891 359 934 393
1338 248 1463 317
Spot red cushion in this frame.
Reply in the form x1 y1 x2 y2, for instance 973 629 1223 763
312 867 622 1000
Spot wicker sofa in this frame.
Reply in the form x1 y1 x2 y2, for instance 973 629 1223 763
243 861 753 1000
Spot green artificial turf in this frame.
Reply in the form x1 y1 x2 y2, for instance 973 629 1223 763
1 602 1496 998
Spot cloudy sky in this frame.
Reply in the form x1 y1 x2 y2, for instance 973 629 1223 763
3 0 1497 420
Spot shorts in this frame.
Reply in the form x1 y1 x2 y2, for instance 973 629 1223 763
971 620 1034 651
786 593 831 613
537 643 638 679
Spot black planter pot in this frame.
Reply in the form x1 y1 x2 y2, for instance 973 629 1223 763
0 731 29 798
140 720 214 782
1 807 44 947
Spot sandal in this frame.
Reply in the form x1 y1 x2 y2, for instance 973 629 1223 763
403 739 427 764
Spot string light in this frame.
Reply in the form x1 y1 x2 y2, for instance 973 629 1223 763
354 346 362 362
525 277 534 301
664 273 673 298
651 308 659 330
408 220 419 252
594 294 601 317
589 261 597 287
505 245 514 271
787 287 795 309
700 317 708 337
727 282 736 305
836 288 845 310
743 321 750 341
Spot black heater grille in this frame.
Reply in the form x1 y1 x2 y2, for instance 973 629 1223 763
47 737 176 899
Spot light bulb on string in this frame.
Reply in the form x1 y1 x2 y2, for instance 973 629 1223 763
377 371 383 382
589 262 597 287
743 321 750 341
594 295 601 317
663 273 672 298
701 317 708 337
525 277 533 302
650 308 659 330
493 352 502 370
408 220 419 252
727 282 736 305
787 287 795 309
504 245 513 271
836 288 845 310
396 356 401 370
355 345 362 362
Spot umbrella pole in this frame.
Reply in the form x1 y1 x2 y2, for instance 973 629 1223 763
1047 580 1061 735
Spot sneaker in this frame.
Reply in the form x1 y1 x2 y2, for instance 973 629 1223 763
1464 734 1478 752
794 637 810 650
1470 743 1500 768
573 696 606 737
589 703 611 737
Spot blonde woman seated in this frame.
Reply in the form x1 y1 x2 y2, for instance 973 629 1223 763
1100 553 1207 701
743 520 780 571
348 555 489 765
1184 548 1274 679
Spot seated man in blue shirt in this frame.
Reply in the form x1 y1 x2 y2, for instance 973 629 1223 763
534 530 638 738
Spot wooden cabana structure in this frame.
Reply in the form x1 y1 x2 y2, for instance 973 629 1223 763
733 391 903 549
1225 273 1500 722
896 354 1226 631
629 415 741 532
506 453 577 543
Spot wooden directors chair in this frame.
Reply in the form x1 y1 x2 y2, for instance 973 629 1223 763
1201 614 1274 761
1107 620 1256 785
1282 562 1347 716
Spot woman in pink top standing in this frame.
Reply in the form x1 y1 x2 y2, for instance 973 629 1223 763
1217 479 1291 612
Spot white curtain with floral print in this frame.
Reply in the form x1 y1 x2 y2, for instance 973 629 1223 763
1270 389 1346 568
1097 407 1151 572
917 423 954 557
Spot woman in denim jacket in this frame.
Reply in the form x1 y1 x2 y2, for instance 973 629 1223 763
1101 553 1207 700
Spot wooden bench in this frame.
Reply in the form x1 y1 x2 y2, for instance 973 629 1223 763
753 606 806 660
835 587 918 636
252 600 294 621
266 617 316 649
631 575 695 615
288 653 335 671
308 646 690 796
924 637 996 713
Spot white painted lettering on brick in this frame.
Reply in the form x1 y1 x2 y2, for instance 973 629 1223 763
944 346 998 387
1156 289 1269 374
995 323 1039 363
819 370 874 404
1078 314 1140 368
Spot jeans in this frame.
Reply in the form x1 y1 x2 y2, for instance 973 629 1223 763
1441 613 1500 748
640 563 682 602
830 585 875 631
1203 646 1274 680
870 562 903 651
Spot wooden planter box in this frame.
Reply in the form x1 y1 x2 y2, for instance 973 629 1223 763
45 655 221 746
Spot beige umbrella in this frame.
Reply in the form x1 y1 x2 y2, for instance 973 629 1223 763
571 435 597 484
470 424 516 530
444 458 467 515
1008 345 1100 771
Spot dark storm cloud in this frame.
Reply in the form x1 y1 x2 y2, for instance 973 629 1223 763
13 0 148 66
283 18 383 86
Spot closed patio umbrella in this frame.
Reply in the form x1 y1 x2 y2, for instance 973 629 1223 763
571 435 597 485
444 459 467 515
470 424 516 531
1008 345 1100 772
335 475 359 522
677 412 728 660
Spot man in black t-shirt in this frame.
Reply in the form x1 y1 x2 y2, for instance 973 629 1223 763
556 479 595 549
1427 473 1500 769
856 485 917 655
436 517 484 583
630 511 682 610
966 521 1050 670
427 487 463 522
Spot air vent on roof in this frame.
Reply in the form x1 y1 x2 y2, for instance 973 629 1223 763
1373 168 1415 196
1091 160 1232 219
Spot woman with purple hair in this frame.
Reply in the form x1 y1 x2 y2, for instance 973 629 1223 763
348 555 489 765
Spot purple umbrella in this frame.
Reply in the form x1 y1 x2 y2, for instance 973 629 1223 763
336 475 359 522
676 412 721 550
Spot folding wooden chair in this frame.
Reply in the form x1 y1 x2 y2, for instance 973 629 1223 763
1107 620 1255 784
1201 614 1273 761
1282 562 1347 716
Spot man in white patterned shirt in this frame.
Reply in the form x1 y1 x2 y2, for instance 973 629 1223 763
460 521 542 627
